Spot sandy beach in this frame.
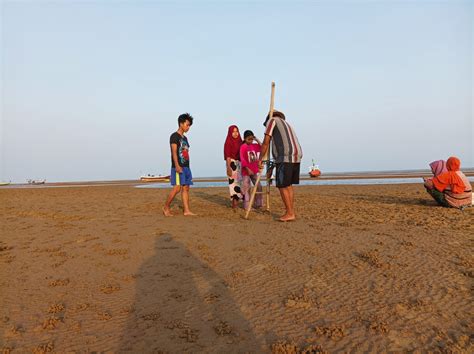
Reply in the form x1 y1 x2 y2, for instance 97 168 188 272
1 183 472 353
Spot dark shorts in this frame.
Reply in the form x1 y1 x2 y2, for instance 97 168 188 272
275 163 300 188
170 167 193 186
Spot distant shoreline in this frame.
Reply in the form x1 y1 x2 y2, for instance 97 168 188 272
2 169 473 188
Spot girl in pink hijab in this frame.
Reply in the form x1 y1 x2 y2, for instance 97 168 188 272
429 160 447 177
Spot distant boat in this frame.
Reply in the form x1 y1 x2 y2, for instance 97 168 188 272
140 174 170 182
27 179 46 185
308 159 321 178
0 181 11 186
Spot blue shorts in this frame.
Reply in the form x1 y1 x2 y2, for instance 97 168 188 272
170 167 193 186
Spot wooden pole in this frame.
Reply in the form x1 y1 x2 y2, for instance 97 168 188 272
245 82 275 220
265 166 271 211
265 82 275 211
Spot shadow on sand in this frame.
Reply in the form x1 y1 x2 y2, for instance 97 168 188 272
119 234 261 352
193 190 230 208
193 190 282 220
350 194 437 207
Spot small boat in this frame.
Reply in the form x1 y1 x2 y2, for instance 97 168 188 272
308 159 321 178
27 179 46 185
140 174 170 182
0 181 11 186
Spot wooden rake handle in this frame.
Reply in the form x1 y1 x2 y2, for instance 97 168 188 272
245 82 275 220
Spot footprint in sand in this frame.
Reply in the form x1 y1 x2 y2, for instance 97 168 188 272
271 341 325 354
48 278 70 287
100 284 121 294
48 304 65 314
32 341 54 354
314 324 346 340
42 316 63 330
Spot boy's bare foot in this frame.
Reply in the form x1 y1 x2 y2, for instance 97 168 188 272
278 214 296 222
162 207 173 217
184 211 197 216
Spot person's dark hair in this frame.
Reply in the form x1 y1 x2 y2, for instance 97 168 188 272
263 110 285 126
243 130 254 139
178 113 193 126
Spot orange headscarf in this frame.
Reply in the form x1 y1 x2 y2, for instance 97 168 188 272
432 157 466 194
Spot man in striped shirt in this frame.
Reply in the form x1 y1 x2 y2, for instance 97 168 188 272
259 110 303 222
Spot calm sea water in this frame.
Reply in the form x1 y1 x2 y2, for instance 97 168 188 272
137 177 433 189
137 176 474 189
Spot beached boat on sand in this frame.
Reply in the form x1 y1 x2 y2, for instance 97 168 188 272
27 179 46 185
308 159 321 178
0 181 11 186
140 174 170 182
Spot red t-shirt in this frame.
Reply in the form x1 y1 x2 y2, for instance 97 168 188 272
240 143 261 176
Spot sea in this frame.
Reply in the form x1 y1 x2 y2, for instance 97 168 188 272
137 176 474 189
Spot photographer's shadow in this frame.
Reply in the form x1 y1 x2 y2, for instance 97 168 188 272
119 234 260 352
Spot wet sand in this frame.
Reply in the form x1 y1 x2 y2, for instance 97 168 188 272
1 183 473 352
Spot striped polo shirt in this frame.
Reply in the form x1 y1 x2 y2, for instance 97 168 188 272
264 117 303 163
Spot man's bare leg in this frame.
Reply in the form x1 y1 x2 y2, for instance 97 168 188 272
288 185 295 213
163 185 181 216
182 185 197 216
278 186 296 221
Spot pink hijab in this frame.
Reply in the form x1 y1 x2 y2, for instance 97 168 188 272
429 160 447 177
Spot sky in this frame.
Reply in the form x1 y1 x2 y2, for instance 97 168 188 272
1 0 473 182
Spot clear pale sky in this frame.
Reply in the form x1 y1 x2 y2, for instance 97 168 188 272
1 0 472 182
